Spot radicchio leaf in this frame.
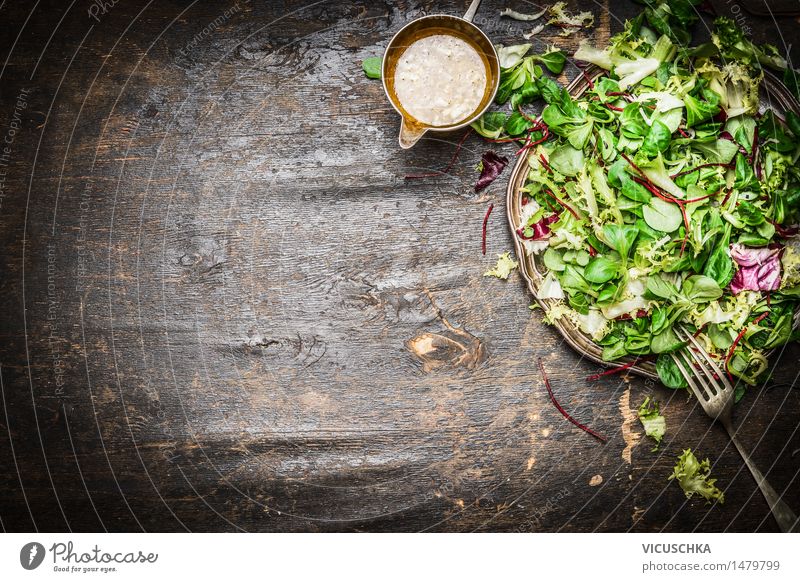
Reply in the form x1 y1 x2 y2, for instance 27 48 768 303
729 243 782 294
516 213 559 240
475 151 509 192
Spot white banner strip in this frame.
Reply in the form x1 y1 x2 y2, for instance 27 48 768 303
1 533 798 581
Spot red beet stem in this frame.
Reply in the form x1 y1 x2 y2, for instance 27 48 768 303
769 219 800 238
516 105 540 125
483 137 528 144
581 69 596 90
544 189 580 220
626 161 691 255
539 359 607 442
515 128 550 156
724 311 769 381
586 357 650 381
670 162 734 179
683 188 721 204
482 203 494 255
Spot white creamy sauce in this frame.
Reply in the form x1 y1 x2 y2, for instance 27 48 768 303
393 34 487 127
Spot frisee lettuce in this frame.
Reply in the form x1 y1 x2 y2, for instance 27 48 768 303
668 449 725 504
484 252 519 280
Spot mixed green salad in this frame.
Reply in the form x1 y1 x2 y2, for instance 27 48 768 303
487 9 800 394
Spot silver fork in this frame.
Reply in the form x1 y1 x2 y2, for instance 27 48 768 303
669 325 799 532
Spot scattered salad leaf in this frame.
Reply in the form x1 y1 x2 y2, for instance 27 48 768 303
656 355 687 389
668 449 725 504
361 57 381 79
471 111 508 139
533 47 567 75
496 43 532 69
500 6 547 21
548 1 594 36
637 396 666 450
484 252 519 280
504 111 535 136
523 24 546 40
475 151 509 192
493 44 546 107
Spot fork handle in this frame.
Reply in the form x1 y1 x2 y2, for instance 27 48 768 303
723 422 799 532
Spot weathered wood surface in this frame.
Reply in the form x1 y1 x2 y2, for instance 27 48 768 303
0 0 799 532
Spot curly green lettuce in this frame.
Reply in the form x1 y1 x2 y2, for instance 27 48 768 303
668 449 725 504
484 252 518 280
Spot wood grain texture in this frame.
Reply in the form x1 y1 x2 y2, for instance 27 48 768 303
0 0 799 533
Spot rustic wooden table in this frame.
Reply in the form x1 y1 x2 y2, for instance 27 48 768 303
1 0 799 532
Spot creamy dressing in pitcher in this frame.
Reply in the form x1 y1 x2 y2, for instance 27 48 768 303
393 33 488 127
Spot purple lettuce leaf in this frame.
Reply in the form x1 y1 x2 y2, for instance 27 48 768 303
475 151 509 192
516 213 559 240
729 243 782 294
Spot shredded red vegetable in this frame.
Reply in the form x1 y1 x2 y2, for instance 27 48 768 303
724 311 770 381
624 153 692 256
683 188 722 204
482 203 494 255
544 188 580 219
586 357 652 381
539 359 607 443
631 178 691 253
769 219 800 238
516 105 540 124
670 162 734 179
404 128 472 180
515 128 550 155
581 69 596 90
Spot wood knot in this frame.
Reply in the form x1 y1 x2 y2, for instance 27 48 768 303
406 330 485 373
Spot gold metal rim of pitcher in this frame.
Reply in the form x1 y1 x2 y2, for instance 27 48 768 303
381 14 500 149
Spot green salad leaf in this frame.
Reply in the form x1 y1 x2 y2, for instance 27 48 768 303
470 111 508 139
533 47 567 74
668 449 725 504
361 57 381 79
484 252 518 280
474 2 799 392
637 396 666 449
643 198 683 233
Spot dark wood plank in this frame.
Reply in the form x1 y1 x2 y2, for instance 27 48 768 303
1 0 799 532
